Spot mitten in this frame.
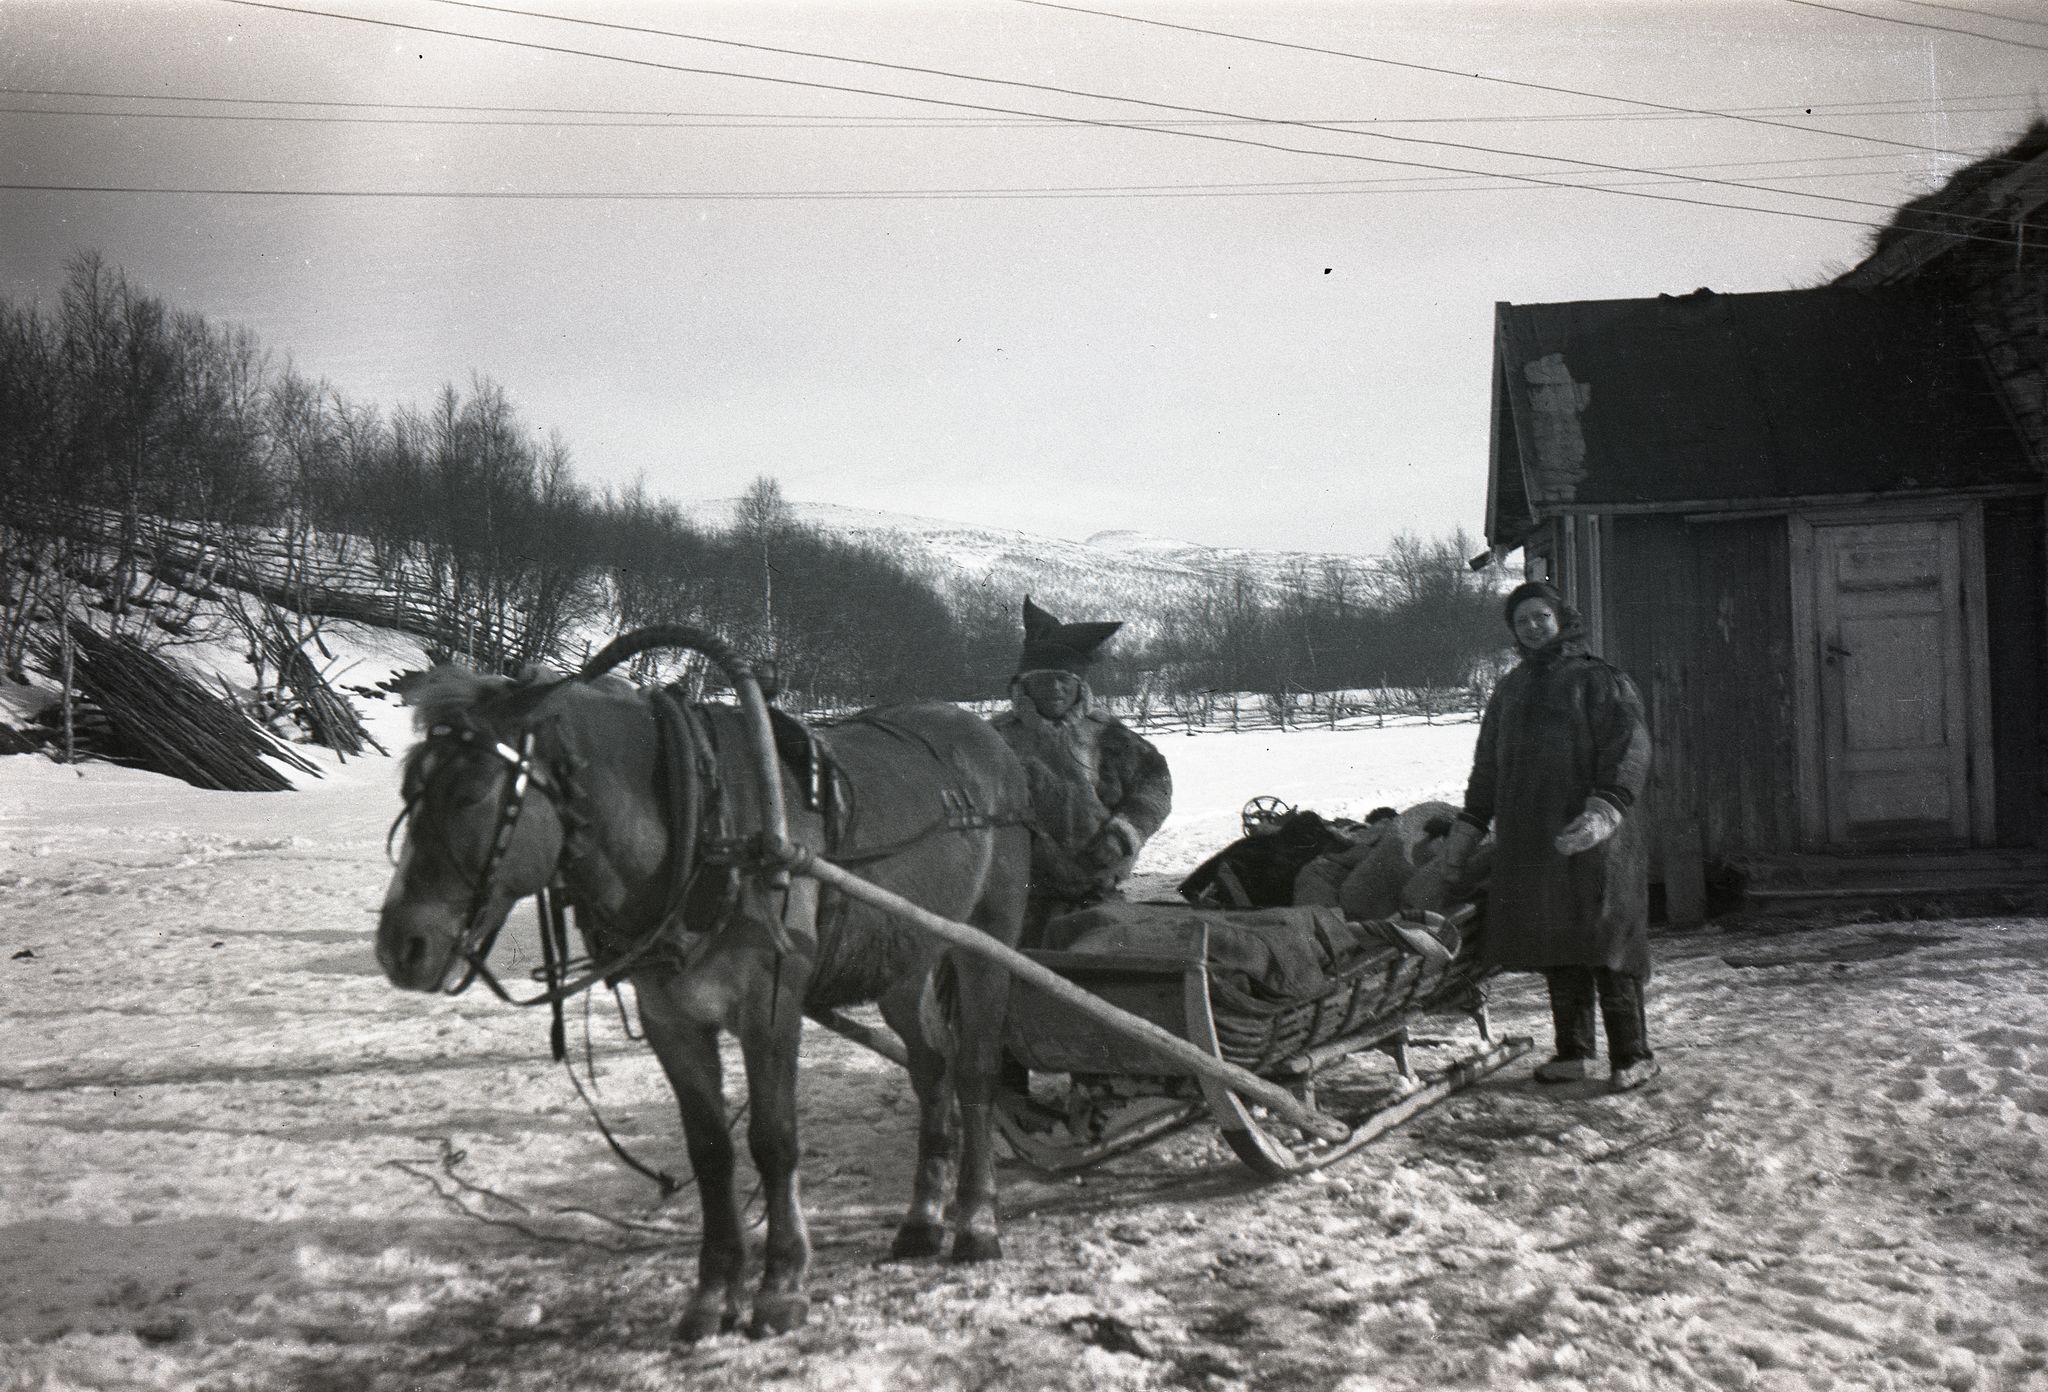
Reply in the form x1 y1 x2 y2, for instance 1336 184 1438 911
1082 815 1141 871
1553 796 1624 855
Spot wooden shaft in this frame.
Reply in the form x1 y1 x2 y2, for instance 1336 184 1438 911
791 849 1351 1144
733 669 790 867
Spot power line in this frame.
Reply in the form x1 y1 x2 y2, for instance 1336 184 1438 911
0 166 1956 202
0 149 1959 202
2 83 2035 129
1784 0 2048 49
5 100 2032 134
202 0 2022 245
1010 0 2035 163
0 115 1934 190
406 0 2013 227
1882 0 2048 28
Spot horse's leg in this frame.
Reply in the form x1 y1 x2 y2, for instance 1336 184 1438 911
944 948 1011 1263
878 976 957 1260
736 885 817 1337
949 828 1031 1263
635 981 746 1343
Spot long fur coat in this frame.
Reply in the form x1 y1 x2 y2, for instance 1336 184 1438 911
991 688 1173 905
1461 632 1653 976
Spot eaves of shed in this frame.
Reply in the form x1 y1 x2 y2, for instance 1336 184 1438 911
1486 285 2036 552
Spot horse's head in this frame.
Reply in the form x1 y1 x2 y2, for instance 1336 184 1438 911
376 663 581 992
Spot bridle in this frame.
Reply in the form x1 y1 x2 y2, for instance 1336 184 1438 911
392 683 738 1011
405 716 566 1000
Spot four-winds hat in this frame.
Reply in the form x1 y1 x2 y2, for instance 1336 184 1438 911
1018 597 1123 676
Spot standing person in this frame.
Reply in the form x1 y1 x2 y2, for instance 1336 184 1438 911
1440 580 1660 1092
991 598 1173 946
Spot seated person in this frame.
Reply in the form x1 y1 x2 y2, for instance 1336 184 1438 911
991 598 1172 945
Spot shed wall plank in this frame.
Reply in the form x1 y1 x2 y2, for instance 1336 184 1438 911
1984 498 2047 846
1605 514 1799 874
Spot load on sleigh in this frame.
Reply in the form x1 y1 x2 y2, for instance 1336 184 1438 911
1002 794 1529 1176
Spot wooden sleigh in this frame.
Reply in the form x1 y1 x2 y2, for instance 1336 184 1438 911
988 900 1532 1177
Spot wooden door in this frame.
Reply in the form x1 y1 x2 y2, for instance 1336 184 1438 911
1813 518 1972 846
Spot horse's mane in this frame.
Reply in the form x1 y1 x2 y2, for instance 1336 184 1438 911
399 664 517 736
395 662 636 750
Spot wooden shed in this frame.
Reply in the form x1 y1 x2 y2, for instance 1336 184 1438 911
1483 132 2048 918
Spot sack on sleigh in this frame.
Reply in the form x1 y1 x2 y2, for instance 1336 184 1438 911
1178 799 1494 919
1041 900 1459 1018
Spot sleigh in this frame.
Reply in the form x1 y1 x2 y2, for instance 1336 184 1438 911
988 885 1530 1178
805 795 1532 1178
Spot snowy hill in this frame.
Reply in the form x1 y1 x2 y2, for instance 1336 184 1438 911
681 500 1388 635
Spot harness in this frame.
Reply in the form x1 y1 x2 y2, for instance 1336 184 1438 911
397 688 1023 1021
394 675 1030 1194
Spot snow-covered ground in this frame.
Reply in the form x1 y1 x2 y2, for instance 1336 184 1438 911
4 628 2047 1392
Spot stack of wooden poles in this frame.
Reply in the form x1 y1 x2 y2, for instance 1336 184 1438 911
36 620 321 792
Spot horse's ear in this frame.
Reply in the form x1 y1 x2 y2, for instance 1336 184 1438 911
402 663 509 732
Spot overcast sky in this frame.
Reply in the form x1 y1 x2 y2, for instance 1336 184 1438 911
3 0 2042 554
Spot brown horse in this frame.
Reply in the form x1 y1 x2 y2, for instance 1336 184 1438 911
375 629 1033 1340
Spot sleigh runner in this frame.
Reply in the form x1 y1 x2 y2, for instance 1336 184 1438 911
984 896 1529 1177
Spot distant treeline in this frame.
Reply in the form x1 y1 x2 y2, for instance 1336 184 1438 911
1 252 1511 709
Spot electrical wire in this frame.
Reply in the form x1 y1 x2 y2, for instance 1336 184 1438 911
1784 0 2048 49
0 148 1960 201
387 0 2021 229
1 83 2035 129
0 123 1942 196
1010 0 2039 162
1882 0 2048 27
7 102 2033 134
0 162 1951 204
18 0 2017 247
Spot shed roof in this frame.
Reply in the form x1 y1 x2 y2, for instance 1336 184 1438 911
1835 125 2048 288
1487 285 2037 549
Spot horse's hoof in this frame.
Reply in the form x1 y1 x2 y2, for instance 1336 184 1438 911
950 1229 1003 1264
748 1293 810 1338
675 1303 738 1344
889 1222 947 1260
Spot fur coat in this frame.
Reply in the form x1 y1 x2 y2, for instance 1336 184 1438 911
1461 632 1653 976
991 688 1173 905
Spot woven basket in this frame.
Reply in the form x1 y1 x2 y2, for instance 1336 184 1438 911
1210 936 1494 1074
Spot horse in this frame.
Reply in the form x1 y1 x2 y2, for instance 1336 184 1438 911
374 627 1034 1340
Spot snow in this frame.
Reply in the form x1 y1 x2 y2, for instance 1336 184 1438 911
4 634 2048 1391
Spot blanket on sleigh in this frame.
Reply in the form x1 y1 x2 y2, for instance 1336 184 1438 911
1041 900 1462 1019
